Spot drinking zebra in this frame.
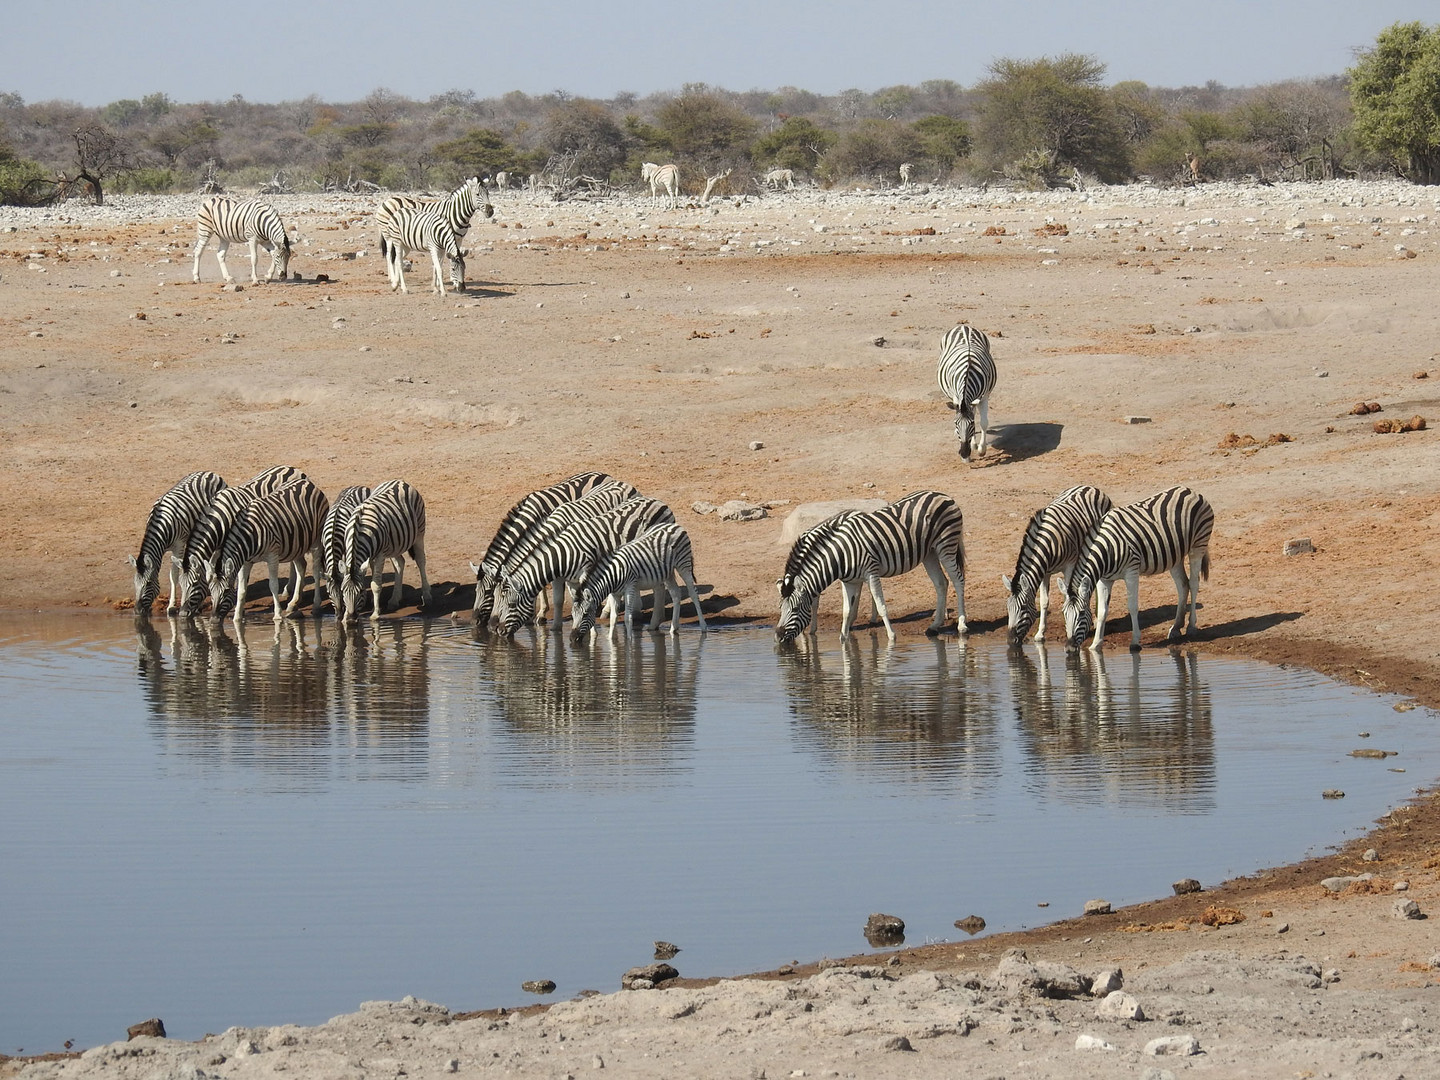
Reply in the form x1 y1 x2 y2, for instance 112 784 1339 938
1063 485 1214 651
937 324 998 460
180 465 308 616
207 476 329 622
1002 485 1114 648
496 496 676 636
379 204 463 296
776 509 865 637
571 523 707 640
764 168 795 190
376 176 491 288
191 197 292 284
340 479 430 622
641 162 680 206
471 471 612 624
320 485 371 620
130 470 228 615
775 491 967 644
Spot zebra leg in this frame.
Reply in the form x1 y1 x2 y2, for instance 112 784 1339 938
215 239 233 283
976 396 990 457
1035 574 1051 641
921 555 948 635
550 578 565 631
392 246 408 294
247 236 261 284
838 580 862 639
940 545 967 635
390 554 407 612
647 576 668 630
678 567 707 632
311 547 326 616
412 539 431 610
430 245 446 297
1125 570 1145 650
1167 563 1190 642
191 230 210 283
1091 578 1114 651
1186 548 1206 636
167 554 184 615
866 575 896 643
281 558 306 616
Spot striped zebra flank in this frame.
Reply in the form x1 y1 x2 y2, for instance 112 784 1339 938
572 523 707 640
210 476 329 622
341 479 430 621
376 175 490 255
181 465 308 615
1063 485 1214 650
192 196 292 284
775 490 966 644
380 204 462 296
471 471 612 624
130 470 227 614
937 323 998 460
641 162 680 206
496 496 676 636
1002 485 1114 647
321 485 372 620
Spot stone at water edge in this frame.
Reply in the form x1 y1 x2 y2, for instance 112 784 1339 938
1083 898 1112 916
621 962 678 989
521 979 557 994
1172 877 1203 895
127 1018 166 1040
864 912 905 945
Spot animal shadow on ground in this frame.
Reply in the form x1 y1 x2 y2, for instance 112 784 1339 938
985 422 1063 464
456 284 514 300
1098 605 1303 644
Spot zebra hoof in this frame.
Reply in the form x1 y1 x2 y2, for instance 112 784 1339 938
924 625 942 637
1130 641 1143 652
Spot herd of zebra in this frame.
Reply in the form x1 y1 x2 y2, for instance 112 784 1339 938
190 175 494 296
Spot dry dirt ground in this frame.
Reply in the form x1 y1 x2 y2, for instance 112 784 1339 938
3 180 1440 1077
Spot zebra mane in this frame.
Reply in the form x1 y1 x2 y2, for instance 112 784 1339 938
779 512 856 598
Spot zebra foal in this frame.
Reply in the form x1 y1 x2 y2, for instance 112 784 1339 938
340 480 430 621
207 477 329 622
775 491 966 644
471 471 612 625
380 205 463 296
1002 485 1113 648
192 197 292 284
571 523 707 640
937 324 998 460
1063 485 1214 651
130 470 227 614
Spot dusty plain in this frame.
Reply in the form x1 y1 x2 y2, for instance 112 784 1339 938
2 179 1440 1077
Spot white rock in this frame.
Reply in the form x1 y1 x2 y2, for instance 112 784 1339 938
1395 898 1422 919
1283 538 1314 556
719 500 767 522
1075 1034 1115 1051
1097 991 1145 1020
1091 968 1124 996
1145 1034 1200 1056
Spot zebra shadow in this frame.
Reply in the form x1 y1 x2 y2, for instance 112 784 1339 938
1094 605 1302 645
985 421 1063 463
457 284 515 300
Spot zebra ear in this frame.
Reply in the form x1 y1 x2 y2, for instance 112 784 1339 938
469 561 481 577
1000 573 1013 593
945 401 958 411
128 554 139 570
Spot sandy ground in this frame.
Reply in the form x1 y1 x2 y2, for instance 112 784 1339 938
3 179 1440 1077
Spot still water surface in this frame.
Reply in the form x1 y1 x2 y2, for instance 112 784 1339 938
1 614 1435 1053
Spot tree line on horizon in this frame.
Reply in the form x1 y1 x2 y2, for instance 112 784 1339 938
2 21 1438 206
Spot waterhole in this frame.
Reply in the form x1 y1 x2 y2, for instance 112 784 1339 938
2 614 1434 1053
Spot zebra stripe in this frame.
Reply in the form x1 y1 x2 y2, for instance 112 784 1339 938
497 496 676 636
341 479 430 621
210 476 329 622
776 490 966 644
180 465 307 615
572 523 707 639
131 470 227 614
377 176 490 251
1003 485 1114 647
937 324 998 460
380 204 463 296
1063 485 1214 650
471 471 612 623
641 162 679 205
321 485 372 620
192 197 292 284
775 510 865 636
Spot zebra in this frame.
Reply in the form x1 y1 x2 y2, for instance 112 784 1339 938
496 496 676 637
641 162 680 207
207 476 329 622
340 479 430 622
320 485 371 621
1002 485 1114 648
776 510 865 637
471 471 612 625
571 523 707 640
899 162 913 187
180 465 307 616
763 168 795 190
130 470 227 615
379 204 463 296
1063 485 1214 651
775 491 966 644
191 196 292 284
937 324 998 460
376 175 491 290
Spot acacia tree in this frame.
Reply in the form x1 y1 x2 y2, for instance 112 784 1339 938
1349 21 1440 183
67 124 136 204
654 87 757 169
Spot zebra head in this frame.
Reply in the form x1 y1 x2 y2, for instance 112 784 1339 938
496 578 537 637
274 233 292 282
775 589 815 645
1002 573 1038 648
472 561 498 621
130 553 159 612
570 590 602 642
179 556 210 617
949 402 977 460
206 557 238 620
339 563 369 624
1063 578 1096 649
450 249 466 293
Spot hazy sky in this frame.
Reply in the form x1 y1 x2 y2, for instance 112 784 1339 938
4 0 1432 106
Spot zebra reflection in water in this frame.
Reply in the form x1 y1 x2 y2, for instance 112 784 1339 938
777 637 1002 788
1008 645 1215 810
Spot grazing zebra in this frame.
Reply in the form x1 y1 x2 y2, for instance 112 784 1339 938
776 510 865 637
764 168 795 190
471 471 612 624
572 523 707 640
496 496 676 636
1003 485 1114 648
192 196 292 284
492 171 509 190
376 175 491 285
1063 485 1214 651
340 479 430 622
207 476 329 622
320 485 371 620
130 470 228 615
937 324 998 461
776 491 966 644
899 162 913 187
180 465 308 616
379 204 463 296
641 162 680 206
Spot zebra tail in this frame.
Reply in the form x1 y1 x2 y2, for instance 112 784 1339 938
1200 550 1210 582
379 235 389 261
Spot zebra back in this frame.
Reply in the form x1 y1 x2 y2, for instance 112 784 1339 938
181 466 308 613
846 490 965 580
778 511 862 600
133 470 227 607
345 480 426 572
1009 485 1114 600
1074 486 1214 598
213 477 329 615
322 485 372 601
937 324 997 459
198 197 289 250
579 524 693 622
504 479 640 573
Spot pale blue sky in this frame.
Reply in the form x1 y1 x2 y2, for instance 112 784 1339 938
4 0 1431 105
